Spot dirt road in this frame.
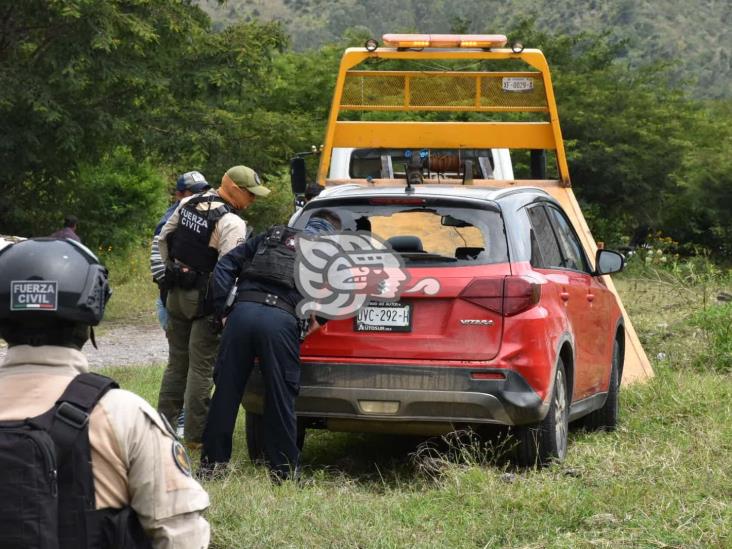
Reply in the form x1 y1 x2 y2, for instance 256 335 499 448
0 323 168 368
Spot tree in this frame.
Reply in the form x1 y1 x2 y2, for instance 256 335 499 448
506 21 699 244
0 2 295 242
0 0 211 235
661 100 732 255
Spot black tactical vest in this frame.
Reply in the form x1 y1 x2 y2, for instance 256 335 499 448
241 225 300 289
170 193 233 273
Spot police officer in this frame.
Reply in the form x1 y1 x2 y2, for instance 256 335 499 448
200 210 341 481
151 171 212 437
157 165 269 449
151 171 211 330
0 238 210 548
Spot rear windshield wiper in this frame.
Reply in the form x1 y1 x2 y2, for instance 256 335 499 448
401 253 457 262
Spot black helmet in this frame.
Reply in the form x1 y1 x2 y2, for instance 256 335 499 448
0 238 111 326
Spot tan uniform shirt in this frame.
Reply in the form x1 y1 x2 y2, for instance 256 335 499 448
158 190 247 264
0 345 210 549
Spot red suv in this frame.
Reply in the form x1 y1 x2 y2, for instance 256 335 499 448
244 184 625 466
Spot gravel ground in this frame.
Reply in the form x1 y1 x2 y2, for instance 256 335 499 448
0 323 168 368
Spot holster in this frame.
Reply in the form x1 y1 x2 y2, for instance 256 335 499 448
166 263 205 291
178 268 200 290
163 264 178 290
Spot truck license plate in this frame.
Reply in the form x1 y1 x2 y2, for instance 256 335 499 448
354 302 411 332
502 77 534 92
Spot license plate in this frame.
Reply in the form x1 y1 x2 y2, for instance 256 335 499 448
354 302 411 332
502 77 534 92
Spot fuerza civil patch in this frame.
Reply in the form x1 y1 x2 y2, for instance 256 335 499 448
10 280 58 311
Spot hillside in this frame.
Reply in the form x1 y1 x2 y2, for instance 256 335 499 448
196 0 731 98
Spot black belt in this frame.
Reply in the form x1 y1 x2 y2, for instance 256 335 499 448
237 291 296 317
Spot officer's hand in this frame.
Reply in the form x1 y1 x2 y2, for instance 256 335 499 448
304 315 322 338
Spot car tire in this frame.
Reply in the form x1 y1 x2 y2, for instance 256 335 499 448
245 412 306 463
581 338 620 431
515 358 569 467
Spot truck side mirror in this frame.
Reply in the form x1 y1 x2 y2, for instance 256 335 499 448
290 157 307 195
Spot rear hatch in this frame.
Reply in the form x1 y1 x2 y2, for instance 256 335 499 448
293 193 513 362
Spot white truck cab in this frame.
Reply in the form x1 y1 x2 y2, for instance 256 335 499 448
328 147 514 181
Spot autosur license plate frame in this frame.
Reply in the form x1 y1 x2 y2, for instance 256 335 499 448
354 301 412 333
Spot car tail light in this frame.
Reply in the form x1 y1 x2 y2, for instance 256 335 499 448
460 276 541 316
503 276 541 316
459 277 503 314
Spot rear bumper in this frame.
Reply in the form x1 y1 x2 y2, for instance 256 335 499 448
242 362 549 429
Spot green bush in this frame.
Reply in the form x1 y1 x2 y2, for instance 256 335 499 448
240 170 297 233
2 148 170 254
691 303 732 373
581 202 633 249
621 237 729 288
69 148 169 254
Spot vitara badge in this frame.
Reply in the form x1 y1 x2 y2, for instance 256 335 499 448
10 280 58 311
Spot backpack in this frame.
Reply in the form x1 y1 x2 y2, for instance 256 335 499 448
0 372 152 549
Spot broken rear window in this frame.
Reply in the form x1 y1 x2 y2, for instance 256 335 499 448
294 199 508 266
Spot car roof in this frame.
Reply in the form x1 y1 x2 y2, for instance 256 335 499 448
314 183 553 205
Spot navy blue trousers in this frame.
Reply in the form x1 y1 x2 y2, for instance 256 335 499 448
201 301 300 476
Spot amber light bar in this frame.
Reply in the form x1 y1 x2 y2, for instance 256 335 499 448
382 33 507 49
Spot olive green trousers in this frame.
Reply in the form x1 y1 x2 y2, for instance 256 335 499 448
157 286 220 444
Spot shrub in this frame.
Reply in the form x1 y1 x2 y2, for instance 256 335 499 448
240 170 297 233
2 148 170 255
69 148 169 253
581 202 633 250
691 303 732 373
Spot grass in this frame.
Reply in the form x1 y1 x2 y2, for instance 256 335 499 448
102 262 732 549
615 265 732 371
101 245 159 326
106 363 732 548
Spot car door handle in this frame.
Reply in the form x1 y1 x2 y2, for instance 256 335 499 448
587 293 595 302
560 291 570 302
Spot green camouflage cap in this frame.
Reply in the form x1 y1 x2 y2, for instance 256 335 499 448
225 165 270 197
